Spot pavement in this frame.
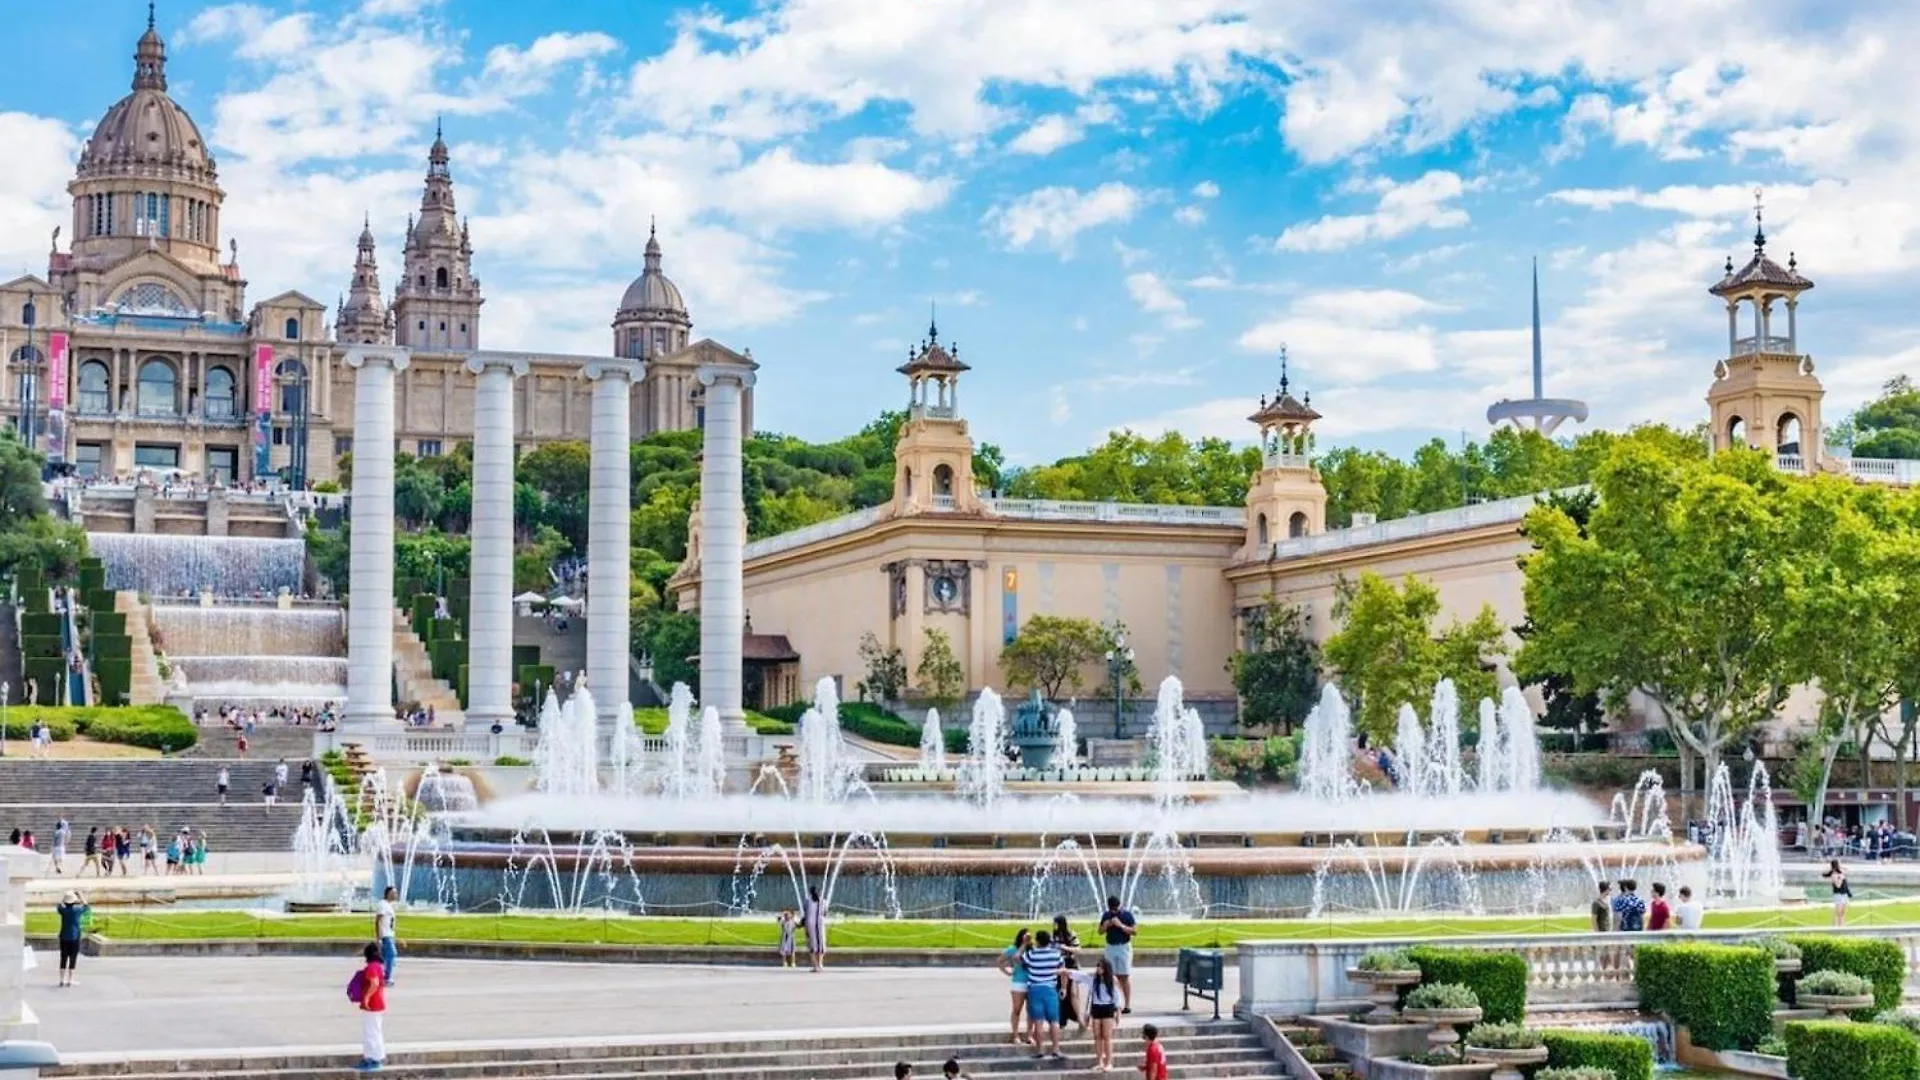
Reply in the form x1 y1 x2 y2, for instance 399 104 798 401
21 852 364 907
31 955 1236 1056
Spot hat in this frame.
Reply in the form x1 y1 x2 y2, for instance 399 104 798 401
62 890 79 904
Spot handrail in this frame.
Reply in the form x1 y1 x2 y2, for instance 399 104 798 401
1270 489 1572 559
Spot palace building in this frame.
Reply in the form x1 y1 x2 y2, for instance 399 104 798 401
0 11 752 485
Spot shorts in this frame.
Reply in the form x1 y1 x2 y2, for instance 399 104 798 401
58 938 80 970
1089 1003 1118 1021
1025 983 1061 1025
1105 942 1134 976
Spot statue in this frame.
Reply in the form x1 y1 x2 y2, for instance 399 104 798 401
50 226 60 254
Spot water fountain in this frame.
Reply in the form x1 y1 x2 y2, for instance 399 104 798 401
918 708 947 773
90 533 307 596
958 687 1009 804
1704 760 1785 901
1299 684 1359 802
532 678 600 799
1051 706 1078 768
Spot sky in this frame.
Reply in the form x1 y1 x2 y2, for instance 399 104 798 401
4 0 1920 467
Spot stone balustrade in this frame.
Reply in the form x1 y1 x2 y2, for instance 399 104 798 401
1237 925 1920 1017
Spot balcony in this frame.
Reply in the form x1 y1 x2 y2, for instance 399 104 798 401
1270 490 1561 560
1263 451 1312 470
909 403 957 420
929 493 957 511
983 498 1245 526
1732 334 1795 357
1783 453 1920 485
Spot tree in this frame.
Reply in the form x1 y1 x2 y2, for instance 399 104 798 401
1228 599 1320 733
1322 572 1508 745
0 431 47 524
856 632 907 702
639 608 700 693
1520 443 1804 817
999 615 1110 701
1838 375 1920 459
915 628 965 710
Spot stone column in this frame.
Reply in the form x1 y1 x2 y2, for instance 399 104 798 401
343 345 410 732
698 364 755 733
465 353 528 730
0 845 57 1074
583 359 642 737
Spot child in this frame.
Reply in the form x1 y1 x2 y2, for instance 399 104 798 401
1139 1024 1167 1080
776 909 797 968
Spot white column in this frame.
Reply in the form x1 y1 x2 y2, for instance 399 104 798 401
465 353 527 730
584 359 642 736
1787 299 1799 355
343 345 410 732
698 364 755 733
0 845 56 1072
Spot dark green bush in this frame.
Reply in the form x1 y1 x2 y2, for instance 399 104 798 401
1403 947 1527 1025
89 611 126 638
1791 936 1907 1014
512 645 540 671
19 612 62 637
74 705 198 751
1539 1029 1654 1080
91 634 130 660
83 589 118 616
24 658 66 704
430 637 466 682
1635 942 1774 1050
517 665 556 705
1783 1019 1919 1080
93 659 132 705
0 709 78 740
77 561 104 594
20 634 62 658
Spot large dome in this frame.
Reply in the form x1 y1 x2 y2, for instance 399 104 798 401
74 19 218 187
615 225 690 322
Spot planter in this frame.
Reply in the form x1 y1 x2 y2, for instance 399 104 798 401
1798 992 1875 1019
1347 968 1423 1020
1774 958 1802 976
1465 1045 1548 1080
1402 1007 1484 1059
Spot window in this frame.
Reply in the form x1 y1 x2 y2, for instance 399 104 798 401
283 317 299 340
933 464 955 496
203 366 236 419
1255 513 1269 547
417 321 426 330
272 425 285 446
1288 511 1310 539
335 436 353 457
18 299 33 327
205 447 237 485
458 323 466 333
137 358 178 416
438 322 447 332
435 267 449 288
133 443 180 470
78 360 111 414
417 440 442 457
652 328 666 355
75 443 103 477
417 275 426 287
115 283 194 317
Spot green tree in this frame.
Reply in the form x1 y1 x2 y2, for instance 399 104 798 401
0 430 48 523
999 615 1110 700
1322 572 1507 745
915 628 966 710
1228 600 1320 733
1840 375 1920 459
640 608 700 693
856 632 907 702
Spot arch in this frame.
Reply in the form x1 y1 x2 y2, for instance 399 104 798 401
137 357 178 416
283 316 300 340
435 266 449 288
1255 513 1269 547
78 360 110 414
1775 411 1804 456
1727 415 1747 447
1288 511 1310 538
114 282 194 318
903 467 914 498
275 358 310 415
932 463 955 496
203 365 236 419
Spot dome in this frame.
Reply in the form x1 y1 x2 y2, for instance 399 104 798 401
74 13 218 188
615 223 690 324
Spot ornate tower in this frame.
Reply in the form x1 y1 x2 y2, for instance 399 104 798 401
891 315 978 516
613 221 692 361
336 216 392 345
1707 192 1819 468
1242 348 1327 559
392 123 482 351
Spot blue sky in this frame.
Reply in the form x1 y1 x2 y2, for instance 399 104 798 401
5 0 1920 466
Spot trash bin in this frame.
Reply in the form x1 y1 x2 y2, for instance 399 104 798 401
1176 947 1224 1019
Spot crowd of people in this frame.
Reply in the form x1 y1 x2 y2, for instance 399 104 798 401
1590 878 1701 933
7 819 209 876
990 897 1142 1072
1803 818 1914 861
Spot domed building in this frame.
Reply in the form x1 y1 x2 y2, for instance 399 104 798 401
613 223 756 438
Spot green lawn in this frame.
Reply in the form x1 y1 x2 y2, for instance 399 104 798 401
28 897 1920 950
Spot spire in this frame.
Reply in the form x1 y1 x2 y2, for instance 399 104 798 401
133 2 167 91
147 1 155 30
1530 256 1543 401
1752 187 1766 254
643 217 662 269
928 300 939 344
1278 344 1290 396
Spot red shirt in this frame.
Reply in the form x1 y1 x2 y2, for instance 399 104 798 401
360 962 387 1012
1142 1041 1167 1080
1647 898 1671 931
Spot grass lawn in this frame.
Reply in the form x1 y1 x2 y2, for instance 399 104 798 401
27 897 1920 950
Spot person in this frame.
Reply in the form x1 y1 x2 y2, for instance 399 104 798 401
51 816 69 874
216 765 231 807
776 909 797 968
352 941 388 1071
893 1063 913 1080
1098 895 1138 1013
1139 1023 1168 1080
1674 885 1704 930
1020 929 1065 1059
1612 879 1646 932
55 889 88 987
801 885 827 972
941 1058 970 1080
1647 882 1671 931
998 928 1032 1045
139 825 157 874
1590 881 1613 932
114 827 131 877
1085 957 1122 1072
375 885 400 986
263 775 279 810
80 827 101 877
1052 913 1083 1031
275 758 290 793
98 828 114 877
235 731 248 757
301 759 318 797
1823 859 1852 926
164 833 181 875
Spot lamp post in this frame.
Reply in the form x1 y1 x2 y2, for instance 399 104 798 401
1105 635 1133 740
1 681 9 757
16 292 37 447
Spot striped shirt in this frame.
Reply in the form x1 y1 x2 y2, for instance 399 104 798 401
1022 945 1063 983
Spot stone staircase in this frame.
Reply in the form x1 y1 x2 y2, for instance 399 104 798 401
0 759 310 852
116 593 164 706
179 724 318 760
45 1020 1285 1079
393 611 463 726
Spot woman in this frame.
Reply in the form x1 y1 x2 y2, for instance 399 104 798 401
1083 957 1121 1072
997 927 1032 1045
1824 859 1853 926
801 885 827 973
55 890 88 987
352 941 388 1071
1051 914 1083 1032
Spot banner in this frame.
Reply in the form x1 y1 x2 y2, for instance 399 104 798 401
44 332 67 463
252 344 274 480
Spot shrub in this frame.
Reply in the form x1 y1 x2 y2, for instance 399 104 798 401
1755 1034 1789 1057
1783 1019 1920 1080
1876 1011 1920 1037
493 755 531 767
765 700 965 753
1399 1051 1465 1067
0 709 78 741
631 708 791 737
1540 1029 1655 1080
94 658 131 705
73 705 198 751
1797 970 1874 998
1536 1069 1615 1080
1752 935 1800 961
1357 947 1417 973
1791 936 1907 1014
1634 942 1773 1051
1408 946 1527 1024
1404 983 1479 1011
744 713 794 736
1297 1044 1337 1063
1465 1022 1542 1050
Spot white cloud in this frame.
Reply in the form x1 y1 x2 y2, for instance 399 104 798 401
1191 180 1220 199
0 113 79 275
986 183 1140 256
1008 115 1081 155
1236 288 1446 384
1124 272 1200 331
481 32 621 97
1173 205 1206 226
714 147 952 230
1277 170 1471 253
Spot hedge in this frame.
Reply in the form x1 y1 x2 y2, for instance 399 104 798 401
512 645 541 671
20 634 62 659
0 706 195 750
518 665 556 704
23 659 66 705
84 590 119 616
409 595 436 640
1540 1029 1654 1080
91 634 131 661
1405 946 1528 1025
631 707 793 736
89 611 126 638
1783 1019 1919 1080
77 560 104 594
1791 936 1907 1015
0 710 78 740
1635 942 1774 1050
19 613 62 638
430 637 466 683
94 658 132 706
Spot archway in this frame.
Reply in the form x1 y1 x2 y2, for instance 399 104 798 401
1727 415 1747 447
78 360 110 414
1775 412 1803 456
203 366 236 419
435 266 450 288
1288 511 1310 538
137 358 178 416
933 463 955 496
1255 513 1269 547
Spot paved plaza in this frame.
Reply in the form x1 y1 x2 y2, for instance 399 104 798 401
34 955 1238 1057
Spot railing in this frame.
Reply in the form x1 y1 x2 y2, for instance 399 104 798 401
743 504 887 561
1732 335 1795 356
1270 490 1563 560
930 494 957 511
71 313 249 337
1840 456 1920 485
983 498 1246 526
1264 452 1312 470
910 403 957 420
353 728 671 762
1775 453 1804 472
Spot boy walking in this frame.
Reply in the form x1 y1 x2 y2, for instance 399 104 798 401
1021 930 1065 1059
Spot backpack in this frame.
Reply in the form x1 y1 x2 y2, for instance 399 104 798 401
346 970 367 1004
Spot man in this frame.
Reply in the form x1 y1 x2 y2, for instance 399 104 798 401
80 826 101 877
1020 930 1065 1059
274 758 290 793
892 1063 913 1080
216 765 230 807
375 885 400 986
1673 885 1704 930
1098 895 1138 1014
1590 881 1613 933
51 816 69 874
1647 882 1671 931
1612 878 1647 932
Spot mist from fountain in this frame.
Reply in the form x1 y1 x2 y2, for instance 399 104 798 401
533 677 599 798
1299 684 1359 802
1052 706 1079 767
1393 703 1426 795
918 708 947 773
960 687 1010 804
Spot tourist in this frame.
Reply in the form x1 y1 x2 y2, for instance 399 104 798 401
54 889 88 987
1612 879 1646 932
801 885 827 972
351 941 388 1071
191 830 209 874
139 825 157 874
301 759 318 797
236 730 248 757
1021 929 1065 1059
19 829 32 852
942 1058 970 1079
1051 913 1083 1031
6 828 17 845
80 827 101 877
998 928 1032 1045
164 833 181 874
1590 881 1613 932
1647 882 1671 930
97 828 114 876
52 816 69 874
776 908 797 968
1674 885 1704 929
1099 895 1138 1013
217 765 231 806
1085 956 1122 1072
1823 859 1852 926
263 775 279 810
275 758 290 793
375 886 399 986
892 1063 912 1080
1138 1023 1168 1080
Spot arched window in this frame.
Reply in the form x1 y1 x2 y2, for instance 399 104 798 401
203 366 236 419
276 358 309 415
933 463 955 496
1727 415 1747 447
114 282 194 317
283 317 300 340
78 360 110 414
1288 511 1310 538
137 358 178 416
1256 513 1269 547
1776 412 1803 456
435 267 449 288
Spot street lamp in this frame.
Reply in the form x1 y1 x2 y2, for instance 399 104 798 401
1104 635 1134 740
1 681 9 757
15 292 37 447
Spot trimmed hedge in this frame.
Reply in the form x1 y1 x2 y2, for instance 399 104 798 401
23 659 65 704
21 634 62 659
512 645 541 671
1791 936 1907 1015
91 634 131 660
72 705 197 751
630 707 793 736
430 637 466 682
84 590 119 616
0 710 78 740
77 560 104 594
89 611 126 638
518 665 556 703
1406 946 1528 1026
94 658 132 705
19 612 62 638
1540 1029 1654 1080
1783 1019 1919 1080
1635 942 1774 1051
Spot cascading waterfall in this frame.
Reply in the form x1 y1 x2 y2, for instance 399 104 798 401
1299 684 1358 802
960 688 1010 804
151 603 348 710
90 533 306 596
918 708 947 772
1052 706 1079 767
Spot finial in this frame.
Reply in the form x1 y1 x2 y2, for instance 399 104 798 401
1789 251 1797 271
928 300 938 343
1278 344 1290 396
148 1 156 30
436 115 443 140
1752 186 1766 253
649 215 656 239
1304 391 1311 408
1724 254 1734 276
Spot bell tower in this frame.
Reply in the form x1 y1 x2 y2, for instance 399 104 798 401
891 313 979 516
1707 191 1820 469
1242 347 1326 560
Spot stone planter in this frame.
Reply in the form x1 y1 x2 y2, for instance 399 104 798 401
1402 1006 1483 1058
1465 1045 1549 1080
1346 968 1423 1020
1799 992 1875 1019
1774 958 1802 976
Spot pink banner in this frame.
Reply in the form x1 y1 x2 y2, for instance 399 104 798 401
253 344 274 413
46 332 67 410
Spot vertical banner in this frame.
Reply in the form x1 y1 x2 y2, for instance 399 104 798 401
44 331 68 464
252 343 274 480
1001 567 1019 644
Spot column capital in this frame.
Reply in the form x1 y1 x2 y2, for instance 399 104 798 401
464 352 531 378
581 358 643 384
343 345 411 372
697 363 756 389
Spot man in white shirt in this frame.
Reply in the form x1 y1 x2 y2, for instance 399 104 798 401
374 885 400 985
1673 885 1704 930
